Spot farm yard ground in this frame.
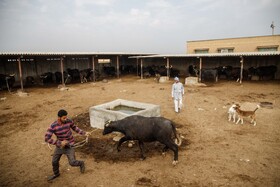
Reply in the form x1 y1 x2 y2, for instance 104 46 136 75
0 75 280 187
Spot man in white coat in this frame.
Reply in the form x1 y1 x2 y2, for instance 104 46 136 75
171 77 184 113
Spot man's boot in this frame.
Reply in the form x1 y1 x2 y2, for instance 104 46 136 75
80 161 85 173
47 173 60 181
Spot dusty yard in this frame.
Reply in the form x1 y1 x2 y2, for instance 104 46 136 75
0 75 279 187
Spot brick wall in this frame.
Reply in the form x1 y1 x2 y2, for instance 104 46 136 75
187 35 280 53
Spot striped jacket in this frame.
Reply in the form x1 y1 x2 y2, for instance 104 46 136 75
45 119 85 147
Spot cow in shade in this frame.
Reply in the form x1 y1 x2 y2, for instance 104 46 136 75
0 74 15 91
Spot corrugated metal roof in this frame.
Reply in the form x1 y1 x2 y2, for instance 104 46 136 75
1 51 279 58
129 51 280 59
0 52 155 56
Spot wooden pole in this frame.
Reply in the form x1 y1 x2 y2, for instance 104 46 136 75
140 59 143 79
240 56 244 84
116 56 119 79
92 56 95 82
166 57 170 78
136 58 139 77
18 57 24 91
34 57 38 79
199 57 202 83
60 56 65 86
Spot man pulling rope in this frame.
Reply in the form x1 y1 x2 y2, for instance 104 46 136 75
44 109 90 181
71 129 96 149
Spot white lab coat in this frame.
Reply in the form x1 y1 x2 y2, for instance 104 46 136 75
171 82 184 112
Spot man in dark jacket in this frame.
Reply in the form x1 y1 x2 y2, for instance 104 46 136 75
45 109 89 181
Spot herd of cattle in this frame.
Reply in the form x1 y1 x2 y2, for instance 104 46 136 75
189 65 278 82
141 64 278 82
0 66 135 91
0 65 278 91
38 68 98 85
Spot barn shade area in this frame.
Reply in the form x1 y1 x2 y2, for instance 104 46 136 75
89 99 160 129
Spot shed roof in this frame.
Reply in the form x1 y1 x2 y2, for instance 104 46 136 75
129 51 280 59
0 52 155 57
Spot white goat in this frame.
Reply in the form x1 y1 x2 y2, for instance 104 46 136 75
228 104 239 123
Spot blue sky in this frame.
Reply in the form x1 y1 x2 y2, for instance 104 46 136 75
0 0 279 53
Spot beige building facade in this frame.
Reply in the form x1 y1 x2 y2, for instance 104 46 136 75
187 35 280 54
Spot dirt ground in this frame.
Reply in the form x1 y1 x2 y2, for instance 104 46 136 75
0 75 279 187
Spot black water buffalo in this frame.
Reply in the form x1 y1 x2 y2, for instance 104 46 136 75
217 66 248 81
79 68 93 83
80 68 101 82
25 76 35 87
103 115 182 165
67 68 80 83
139 65 180 78
248 65 277 80
103 66 116 76
120 65 135 74
54 71 70 84
143 71 151 78
40 72 53 84
217 66 232 79
201 68 218 82
0 74 15 91
170 67 180 78
92 69 101 81
188 65 199 77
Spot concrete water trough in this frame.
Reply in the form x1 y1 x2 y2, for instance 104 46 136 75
89 99 161 129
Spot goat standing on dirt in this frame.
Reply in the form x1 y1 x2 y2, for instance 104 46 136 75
234 105 260 126
228 104 239 122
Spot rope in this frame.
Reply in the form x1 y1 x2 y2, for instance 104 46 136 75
47 129 96 150
72 135 89 148
48 143 52 150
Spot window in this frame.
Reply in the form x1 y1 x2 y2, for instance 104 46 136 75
217 48 234 53
257 45 278 52
98 59 111 64
194 49 209 54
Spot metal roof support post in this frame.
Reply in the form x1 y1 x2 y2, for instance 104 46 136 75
18 56 24 91
140 59 143 79
166 57 170 78
92 56 95 82
60 56 65 86
199 57 202 83
136 58 139 77
116 55 120 79
34 57 39 79
239 56 244 84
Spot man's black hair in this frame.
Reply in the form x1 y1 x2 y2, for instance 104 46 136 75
58 109 68 117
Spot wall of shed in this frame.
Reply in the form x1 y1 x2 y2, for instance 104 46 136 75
0 55 136 86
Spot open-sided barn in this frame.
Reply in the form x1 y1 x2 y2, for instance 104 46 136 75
1 35 280 91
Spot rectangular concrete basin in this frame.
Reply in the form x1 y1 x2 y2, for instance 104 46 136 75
89 99 161 129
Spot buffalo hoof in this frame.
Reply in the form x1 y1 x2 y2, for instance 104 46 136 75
172 160 178 166
140 157 146 161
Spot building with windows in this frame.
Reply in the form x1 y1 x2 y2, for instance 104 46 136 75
187 35 280 54
130 35 280 82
